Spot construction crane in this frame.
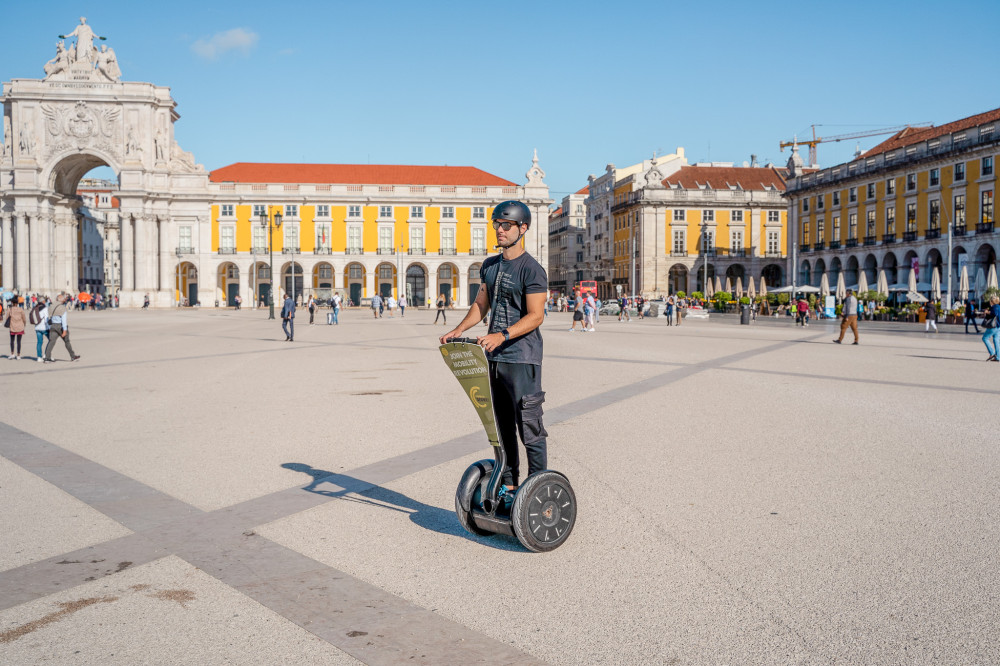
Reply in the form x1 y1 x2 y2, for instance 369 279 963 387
779 123 933 166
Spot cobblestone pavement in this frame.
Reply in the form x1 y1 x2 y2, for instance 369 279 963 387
1 307 997 665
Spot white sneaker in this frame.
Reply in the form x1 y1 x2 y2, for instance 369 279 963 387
37 357 43 363
588 328 595 332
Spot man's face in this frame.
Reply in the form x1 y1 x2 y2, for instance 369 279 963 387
493 219 524 246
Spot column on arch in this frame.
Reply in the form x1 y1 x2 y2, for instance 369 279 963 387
121 214 134 294
1 214 13 288
133 214 148 292
14 213 28 290
364 262 376 303
457 266 468 309
28 212 43 292
40 213 54 295
158 217 172 303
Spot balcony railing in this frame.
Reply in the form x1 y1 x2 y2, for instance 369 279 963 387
670 250 688 257
469 249 488 255
727 249 746 258
846 238 858 248
407 247 426 255
218 247 237 255
438 248 457 255
345 248 364 255
864 235 878 246
765 250 784 257
176 246 194 255
829 240 841 250
977 222 995 234
902 231 918 242
251 245 267 254
281 247 300 254
314 247 332 254
954 226 967 237
925 228 941 240
813 241 825 251
377 248 395 255
800 243 811 252
700 249 717 257
882 234 896 244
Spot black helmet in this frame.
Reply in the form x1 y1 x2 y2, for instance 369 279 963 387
491 200 531 229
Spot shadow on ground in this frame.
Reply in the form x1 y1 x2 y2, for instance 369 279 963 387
281 462 525 552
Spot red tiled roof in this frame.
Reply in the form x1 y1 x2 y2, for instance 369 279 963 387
550 206 564 217
862 107 1000 158
662 166 787 191
210 163 516 187
575 185 590 195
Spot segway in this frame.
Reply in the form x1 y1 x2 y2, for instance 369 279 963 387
440 338 576 552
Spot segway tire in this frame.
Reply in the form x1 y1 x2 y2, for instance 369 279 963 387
511 471 577 552
455 459 495 537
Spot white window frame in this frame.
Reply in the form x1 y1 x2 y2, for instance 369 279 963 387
316 204 330 218
378 225 394 250
410 225 425 250
440 225 456 250
441 206 456 220
702 209 715 222
252 204 266 218
672 229 685 253
179 226 193 251
252 225 267 251
472 226 486 251
766 230 780 254
347 225 362 251
284 223 300 250
221 204 234 217
348 205 362 219
955 162 966 182
767 210 780 222
672 209 685 221
378 205 394 220
220 225 236 250
284 204 299 219
731 210 744 222
410 205 425 219
316 223 331 249
472 206 486 219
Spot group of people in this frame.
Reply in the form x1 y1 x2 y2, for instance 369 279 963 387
370 293 408 319
2 293 81 362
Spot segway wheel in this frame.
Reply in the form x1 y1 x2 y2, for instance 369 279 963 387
511 471 577 552
455 459 495 537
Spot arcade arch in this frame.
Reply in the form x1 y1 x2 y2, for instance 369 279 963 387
406 264 427 306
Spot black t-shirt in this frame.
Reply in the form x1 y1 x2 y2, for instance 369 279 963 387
480 252 547 364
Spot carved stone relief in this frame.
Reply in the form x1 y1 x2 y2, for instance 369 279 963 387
41 102 121 160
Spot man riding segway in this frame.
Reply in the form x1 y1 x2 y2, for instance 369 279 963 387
440 200 549 497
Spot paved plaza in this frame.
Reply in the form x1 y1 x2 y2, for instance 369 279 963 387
0 306 998 665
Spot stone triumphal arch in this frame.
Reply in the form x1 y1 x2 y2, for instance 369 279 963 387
1 17 209 306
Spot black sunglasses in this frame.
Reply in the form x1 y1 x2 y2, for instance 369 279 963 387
492 220 521 231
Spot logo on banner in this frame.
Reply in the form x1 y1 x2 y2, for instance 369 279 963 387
469 386 488 409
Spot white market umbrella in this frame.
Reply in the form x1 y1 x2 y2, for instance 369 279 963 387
735 276 744 299
908 268 918 293
820 273 830 297
931 267 941 300
835 272 846 301
705 278 715 299
959 264 970 300
747 277 756 299
975 267 986 299
906 291 928 303
989 264 999 291
759 276 768 297
725 277 732 294
858 272 869 295
714 276 723 294
877 270 889 297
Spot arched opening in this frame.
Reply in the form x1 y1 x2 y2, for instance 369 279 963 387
468 263 482 304
313 261 334 300
830 257 843 285
345 262 365 305
882 252 898 285
217 262 240 306
845 255 860 288
725 264 746 283
761 264 783 288
668 264 688 294
814 258 827 287
903 250 919 284
925 248 944 284
176 261 198 306
437 263 458 305
406 264 427 306
975 242 996 273
800 260 811 286
377 262 396 298
694 263 715 293
251 260 271 307
863 254 878 287
282 262 304 304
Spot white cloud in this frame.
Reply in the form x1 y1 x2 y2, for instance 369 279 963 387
191 28 259 60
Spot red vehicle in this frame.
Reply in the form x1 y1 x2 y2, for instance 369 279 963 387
575 280 597 298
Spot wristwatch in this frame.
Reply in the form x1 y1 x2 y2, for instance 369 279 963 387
501 328 510 341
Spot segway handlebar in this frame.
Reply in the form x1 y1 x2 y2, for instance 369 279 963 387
446 337 480 344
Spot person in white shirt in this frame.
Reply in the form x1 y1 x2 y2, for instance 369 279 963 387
33 300 49 363
398 294 407 317
386 295 397 318
44 293 80 362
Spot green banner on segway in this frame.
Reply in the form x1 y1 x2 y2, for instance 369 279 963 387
439 342 500 448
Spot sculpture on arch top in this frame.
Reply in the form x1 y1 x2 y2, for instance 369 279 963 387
46 17 120 82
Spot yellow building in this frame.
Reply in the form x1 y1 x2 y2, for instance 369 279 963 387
199 162 550 307
786 107 999 304
608 159 789 297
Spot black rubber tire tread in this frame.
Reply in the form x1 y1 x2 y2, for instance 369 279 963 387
455 461 494 537
511 471 576 552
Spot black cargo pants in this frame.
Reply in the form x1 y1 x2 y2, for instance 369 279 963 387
488 361 547 487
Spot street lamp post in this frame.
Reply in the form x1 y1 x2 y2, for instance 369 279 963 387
701 222 709 296
260 209 282 319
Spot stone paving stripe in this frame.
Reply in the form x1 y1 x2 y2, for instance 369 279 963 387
0 534 166 611
177 531 540 665
0 423 202 532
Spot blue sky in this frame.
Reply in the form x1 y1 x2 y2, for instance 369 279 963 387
3 1 998 199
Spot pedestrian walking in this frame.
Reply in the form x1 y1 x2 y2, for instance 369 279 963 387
142 293 150 309
386 294 396 317
982 295 1000 361
636 295 645 320
44 294 80 362
925 300 938 332
618 295 631 322
398 294 407 317
31 299 49 362
665 295 675 326
796 297 810 327
965 298 980 334
584 292 596 331
281 293 295 341
371 293 383 319
329 292 342 325
569 292 586 332
6 297 27 360
833 289 859 345
234 294 242 310
434 293 447 324
307 295 316 325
